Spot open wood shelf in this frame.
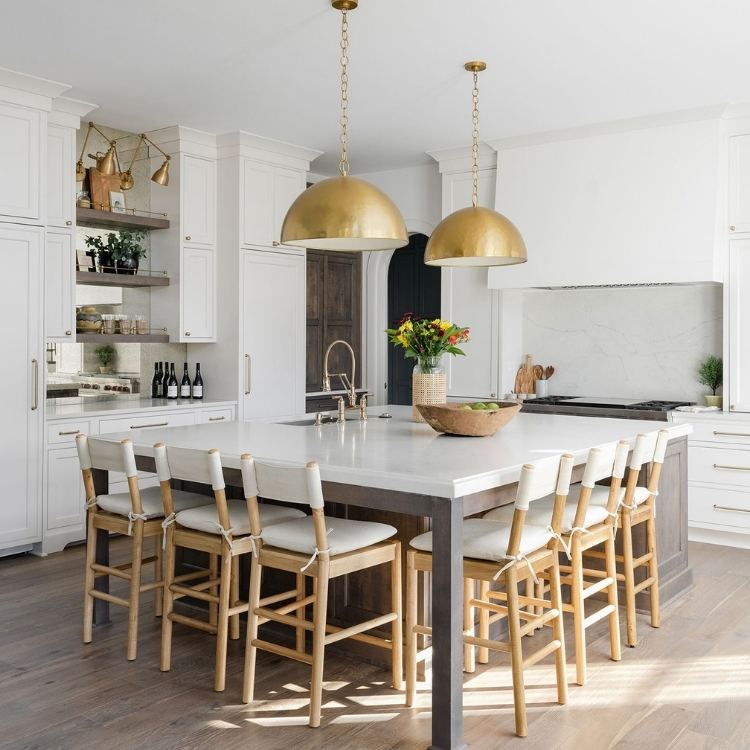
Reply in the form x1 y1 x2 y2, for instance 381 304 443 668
76 206 170 231
75 271 169 288
75 333 170 344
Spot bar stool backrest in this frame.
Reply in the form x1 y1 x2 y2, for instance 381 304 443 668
572 440 630 528
76 435 141 513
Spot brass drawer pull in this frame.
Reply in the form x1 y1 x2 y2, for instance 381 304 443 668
31 359 38 411
714 504 750 514
58 429 82 435
208 416 225 421
713 464 750 471
130 421 169 429
713 431 750 437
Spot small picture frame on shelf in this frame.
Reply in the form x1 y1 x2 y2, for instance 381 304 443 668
77 248 96 272
109 191 126 214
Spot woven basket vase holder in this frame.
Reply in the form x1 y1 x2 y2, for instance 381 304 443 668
412 372 447 422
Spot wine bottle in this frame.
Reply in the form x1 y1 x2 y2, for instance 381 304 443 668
180 362 191 399
193 363 203 400
167 363 178 399
151 362 160 398
157 362 165 397
163 362 169 398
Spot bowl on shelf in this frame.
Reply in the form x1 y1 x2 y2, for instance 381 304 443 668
416 401 522 437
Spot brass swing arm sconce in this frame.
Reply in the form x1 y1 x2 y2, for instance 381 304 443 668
76 122 171 190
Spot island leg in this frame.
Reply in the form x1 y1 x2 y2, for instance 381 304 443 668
429 496 467 750
91 467 111 628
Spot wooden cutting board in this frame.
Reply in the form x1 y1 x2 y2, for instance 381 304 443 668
514 354 537 394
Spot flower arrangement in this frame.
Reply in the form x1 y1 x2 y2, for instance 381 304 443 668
386 313 470 365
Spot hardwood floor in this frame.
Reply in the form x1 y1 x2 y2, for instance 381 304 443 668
1 539 749 749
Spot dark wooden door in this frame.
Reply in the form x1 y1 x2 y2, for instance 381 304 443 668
306 250 362 393
387 234 441 405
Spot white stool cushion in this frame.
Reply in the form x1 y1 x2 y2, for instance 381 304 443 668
260 516 397 556
410 519 553 563
96 485 213 518
585 484 652 508
175 499 306 535
484 496 610 533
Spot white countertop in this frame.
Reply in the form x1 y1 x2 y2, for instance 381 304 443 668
102 405 691 499
46 398 237 420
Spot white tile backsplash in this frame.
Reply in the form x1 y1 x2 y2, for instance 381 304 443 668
522 284 723 403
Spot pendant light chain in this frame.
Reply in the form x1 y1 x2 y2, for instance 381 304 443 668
471 69 480 209
339 8 350 176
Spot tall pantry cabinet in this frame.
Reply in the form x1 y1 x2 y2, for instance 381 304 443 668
0 70 94 554
191 132 320 420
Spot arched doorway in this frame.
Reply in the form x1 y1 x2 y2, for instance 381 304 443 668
386 233 441 405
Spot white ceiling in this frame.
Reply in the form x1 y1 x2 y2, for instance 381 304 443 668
5 0 750 174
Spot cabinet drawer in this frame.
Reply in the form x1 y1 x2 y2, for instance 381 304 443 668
48 421 90 445
98 411 196 434
690 446 750 487
689 485 750 530
197 408 234 424
686 420 750 445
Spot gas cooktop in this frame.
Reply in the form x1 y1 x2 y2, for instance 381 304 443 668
521 396 693 421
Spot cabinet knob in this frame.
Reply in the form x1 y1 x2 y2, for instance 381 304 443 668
731 404 736 410
490 393 496 398
185 332 191 337
185 236 191 241
65 330 71 336
731 226 736 231
65 220 72 226
272 241 280 247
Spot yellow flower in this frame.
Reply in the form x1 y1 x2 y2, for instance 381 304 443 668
397 333 408 347
404 320 413 331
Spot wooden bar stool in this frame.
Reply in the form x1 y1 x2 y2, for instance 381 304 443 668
484 441 629 685
241 454 402 728
155 444 306 692
405 454 574 738
583 430 670 647
76 434 213 661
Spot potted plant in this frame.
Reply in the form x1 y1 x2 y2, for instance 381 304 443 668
698 355 723 407
94 344 116 374
84 234 116 274
111 230 147 275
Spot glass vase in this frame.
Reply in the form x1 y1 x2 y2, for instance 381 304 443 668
412 355 446 422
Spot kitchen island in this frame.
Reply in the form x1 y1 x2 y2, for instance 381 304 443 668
95 406 692 750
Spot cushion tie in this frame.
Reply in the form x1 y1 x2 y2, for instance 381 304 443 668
84 497 97 511
249 534 262 557
213 523 237 563
300 546 331 573
161 512 176 549
127 511 148 535
545 526 572 560
493 553 539 585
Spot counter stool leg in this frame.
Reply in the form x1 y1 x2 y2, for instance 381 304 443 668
208 553 219 628
160 526 177 672
605 534 622 662
309 559 330 728
82 512 97 644
477 579 490 664
296 572 306 653
507 566 528 738
647 513 660 628
464 578 475 673
570 535 587 686
126 521 144 661
549 553 568 705
404 550 418 707
214 546 232 692
622 513 637 647
242 554 263 704
153 536 163 618
391 543 403 691
230 556 240 640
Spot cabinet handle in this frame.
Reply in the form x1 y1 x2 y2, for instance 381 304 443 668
730 226 736 231
185 332 191 336
245 354 251 395
713 463 750 471
31 359 38 411
713 431 750 437
130 421 169 429
66 220 72 226
208 416 225 421
714 504 750 514
65 330 72 336
185 236 191 241
272 241 280 247
58 429 82 435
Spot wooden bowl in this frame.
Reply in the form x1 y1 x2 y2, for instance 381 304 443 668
416 401 522 437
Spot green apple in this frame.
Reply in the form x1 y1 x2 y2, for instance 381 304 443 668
459 404 472 410
487 403 500 409
473 402 487 410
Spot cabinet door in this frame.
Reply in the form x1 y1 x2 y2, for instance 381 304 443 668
0 102 40 221
729 135 750 235
729 238 750 411
0 224 42 549
46 124 74 228
45 230 75 341
181 246 215 341
273 166 305 247
242 250 305 419
441 169 500 399
182 154 215 246
242 159 274 247
47 446 85 530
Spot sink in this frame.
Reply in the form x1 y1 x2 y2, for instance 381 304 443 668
282 415 362 426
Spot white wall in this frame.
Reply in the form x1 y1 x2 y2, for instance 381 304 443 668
522 284 723 403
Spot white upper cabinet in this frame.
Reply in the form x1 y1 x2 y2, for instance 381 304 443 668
181 245 215 341
182 154 216 246
241 159 305 249
46 124 74 228
45 230 75 341
729 134 750 235
0 102 41 222
728 239 750 412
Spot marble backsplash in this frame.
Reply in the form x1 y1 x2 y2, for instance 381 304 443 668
522 284 723 403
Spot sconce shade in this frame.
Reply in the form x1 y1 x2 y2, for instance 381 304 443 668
424 206 527 266
96 146 117 176
280 176 408 251
151 159 170 186
75 161 86 182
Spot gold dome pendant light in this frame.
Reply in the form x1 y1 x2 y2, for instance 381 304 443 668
425 62 527 266
280 0 408 251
